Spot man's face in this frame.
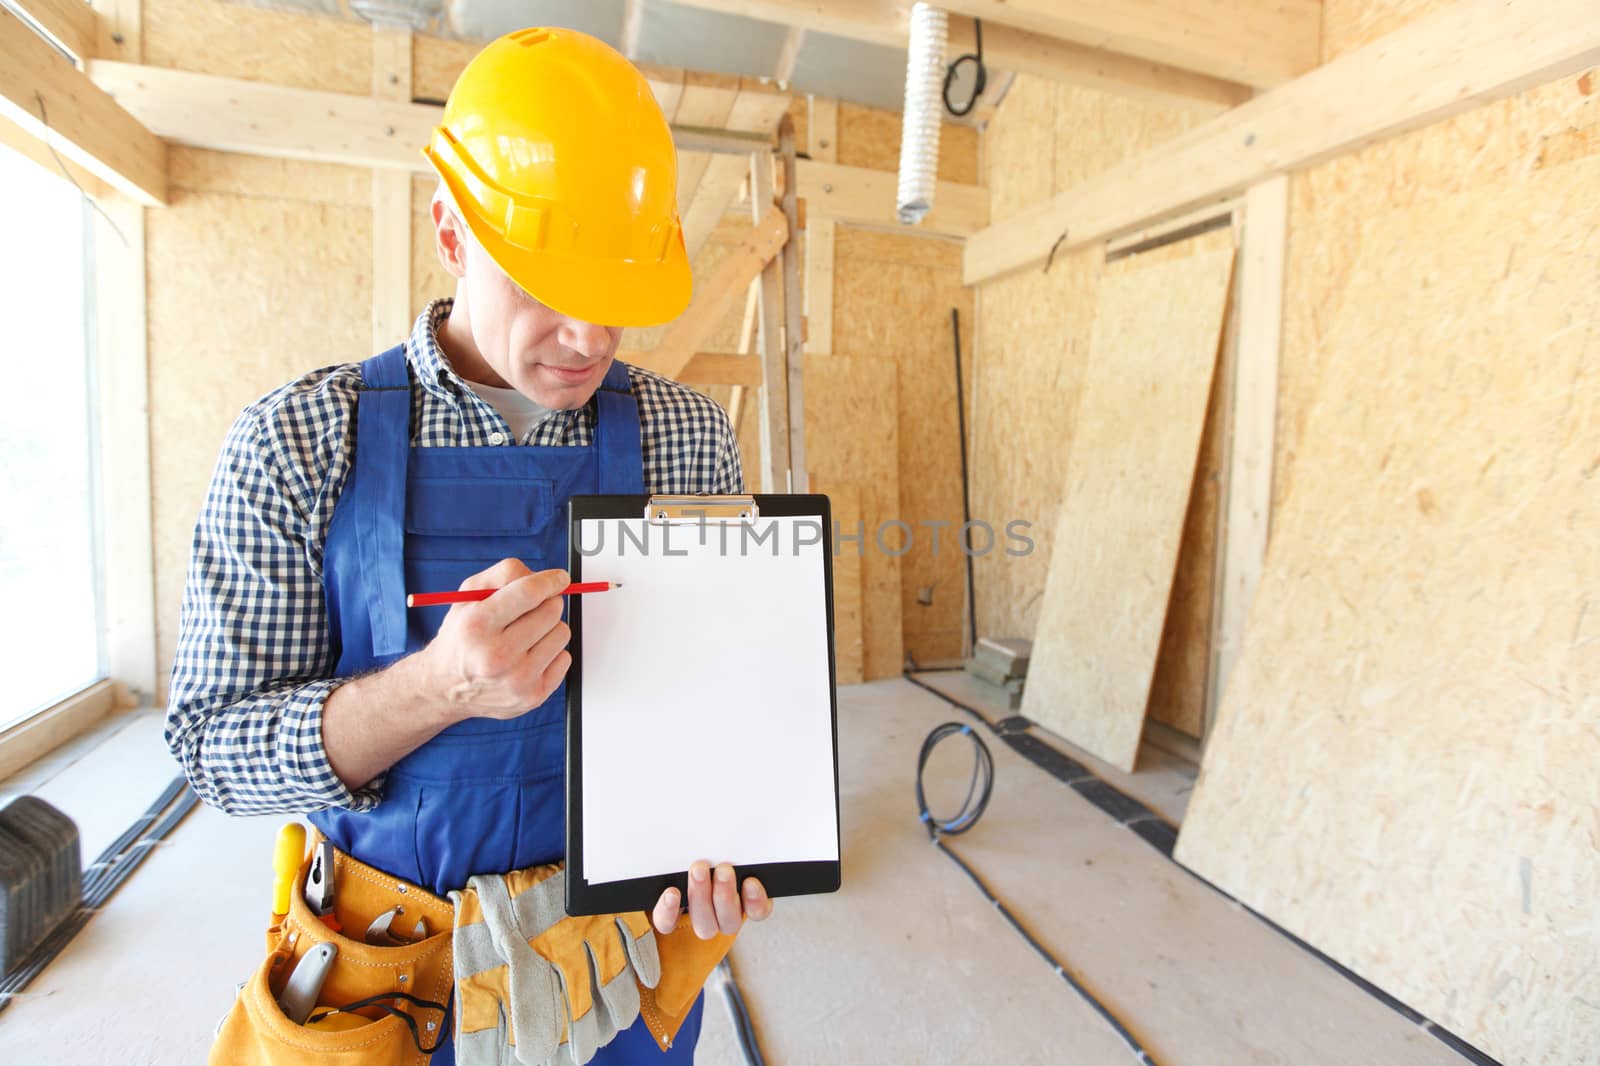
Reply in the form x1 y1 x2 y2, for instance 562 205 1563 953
441 202 623 410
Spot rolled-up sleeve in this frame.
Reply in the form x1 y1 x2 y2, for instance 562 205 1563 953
165 398 381 816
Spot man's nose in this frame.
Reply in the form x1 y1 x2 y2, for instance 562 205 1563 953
557 318 613 359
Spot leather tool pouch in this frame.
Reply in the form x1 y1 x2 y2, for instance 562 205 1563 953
209 834 455 1066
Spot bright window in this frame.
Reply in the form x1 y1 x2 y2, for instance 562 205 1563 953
0 145 101 731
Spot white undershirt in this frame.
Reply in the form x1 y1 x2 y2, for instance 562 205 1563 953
462 377 558 443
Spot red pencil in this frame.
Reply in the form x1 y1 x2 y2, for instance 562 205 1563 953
406 582 622 608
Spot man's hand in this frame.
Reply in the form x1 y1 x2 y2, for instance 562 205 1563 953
417 559 573 722
652 862 774 938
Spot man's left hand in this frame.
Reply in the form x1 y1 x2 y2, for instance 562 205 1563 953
651 861 773 938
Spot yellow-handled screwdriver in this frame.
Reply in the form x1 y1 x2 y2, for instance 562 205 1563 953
272 822 307 921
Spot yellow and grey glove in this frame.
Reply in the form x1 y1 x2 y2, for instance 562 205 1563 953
451 864 660 1066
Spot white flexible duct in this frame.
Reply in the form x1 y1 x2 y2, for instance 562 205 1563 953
896 3 948 225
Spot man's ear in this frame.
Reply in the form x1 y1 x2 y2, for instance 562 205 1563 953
432 198 469 280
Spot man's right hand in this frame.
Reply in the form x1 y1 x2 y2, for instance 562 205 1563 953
417 559 573 722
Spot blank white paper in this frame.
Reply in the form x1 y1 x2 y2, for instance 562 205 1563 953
577 516 839 883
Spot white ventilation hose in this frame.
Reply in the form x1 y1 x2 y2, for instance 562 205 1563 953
896 3 948 225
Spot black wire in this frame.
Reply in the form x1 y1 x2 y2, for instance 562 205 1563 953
715 958 768 1066
951 308 978 655
307 990 449 1055
943 19 988 117
914 723 1159 1065
915 722 994 836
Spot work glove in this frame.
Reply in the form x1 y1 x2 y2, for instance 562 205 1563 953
450 863 738 1065
452 864 658 1066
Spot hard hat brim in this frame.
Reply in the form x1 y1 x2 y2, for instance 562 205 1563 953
448 176 693 329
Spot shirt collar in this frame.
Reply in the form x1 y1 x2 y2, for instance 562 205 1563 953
406 298 469 404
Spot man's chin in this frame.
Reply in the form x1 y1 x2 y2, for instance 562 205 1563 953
522 364 605 410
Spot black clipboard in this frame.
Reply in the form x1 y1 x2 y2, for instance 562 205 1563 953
565 493 842 916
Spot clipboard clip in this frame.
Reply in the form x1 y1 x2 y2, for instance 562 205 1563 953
645 494 759 523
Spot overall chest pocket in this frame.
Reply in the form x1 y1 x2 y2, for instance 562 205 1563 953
404 477 555 540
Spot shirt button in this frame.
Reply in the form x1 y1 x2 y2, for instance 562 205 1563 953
488 431 506 445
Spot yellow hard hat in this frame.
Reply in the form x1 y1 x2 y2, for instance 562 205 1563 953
423 27 690 327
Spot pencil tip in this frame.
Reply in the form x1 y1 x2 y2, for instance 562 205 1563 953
611 581 623 589
405 595 414 607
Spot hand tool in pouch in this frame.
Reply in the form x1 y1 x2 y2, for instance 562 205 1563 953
304 839 341 932
270 823 306 923
277 941 337 1025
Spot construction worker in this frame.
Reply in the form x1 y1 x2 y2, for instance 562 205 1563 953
166 27 772 1064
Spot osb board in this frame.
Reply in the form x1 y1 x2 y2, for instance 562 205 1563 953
1175 154 1600 1066
968 244 1103 644
1129 227 1237 739
832 250 972 665
1275 0 1599 517
168 146 369 206
810 480 865 686
835 102 979 185
834 226 963 272
972 73 1216 645
413 34 480 102
1144 339 1227 739
982 74 1206 224
148 185 371 691
1020 247 1234 771
804 356 903 681
143 0 370 94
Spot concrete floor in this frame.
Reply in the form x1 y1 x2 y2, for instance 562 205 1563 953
0 681 1464 1065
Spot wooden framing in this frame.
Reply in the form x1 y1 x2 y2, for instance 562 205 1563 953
90 59 432 170
964 0 1600 286
726 276 761 436
8 0 96 61
371 26 414 350
749 152 790 493
1210 177 1286 729
646 206 788 380
0 681 117 783
797 158 987 237
85 60 990 242
665 0 1251 112
935 0 1320 88
618 350 765 387
671 72 741 219
776 112 807 492
1 8 165 204
681 86 791 258
0 109 110 197
804 97 836 356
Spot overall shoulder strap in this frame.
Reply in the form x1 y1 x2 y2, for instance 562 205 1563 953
353 344 412 658
594 360 644 493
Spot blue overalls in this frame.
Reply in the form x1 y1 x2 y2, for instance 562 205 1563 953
309 344 704 1065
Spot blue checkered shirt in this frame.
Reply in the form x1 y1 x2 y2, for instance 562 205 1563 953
166 300 744 815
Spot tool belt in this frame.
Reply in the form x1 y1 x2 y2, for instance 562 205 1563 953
211 831 734 1066
211 834 455 1066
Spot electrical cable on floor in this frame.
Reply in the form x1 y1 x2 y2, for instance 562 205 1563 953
711 956 768 1066
916 723 1160 1066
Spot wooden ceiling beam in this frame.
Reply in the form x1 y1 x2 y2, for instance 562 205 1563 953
936 0 1320 89
1 9 166 205
664 0 1251 112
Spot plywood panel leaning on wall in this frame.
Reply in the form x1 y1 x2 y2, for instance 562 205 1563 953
811 481 865 685
1174 153 1600 1066
804 356 903 681
1021 247 1235 770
